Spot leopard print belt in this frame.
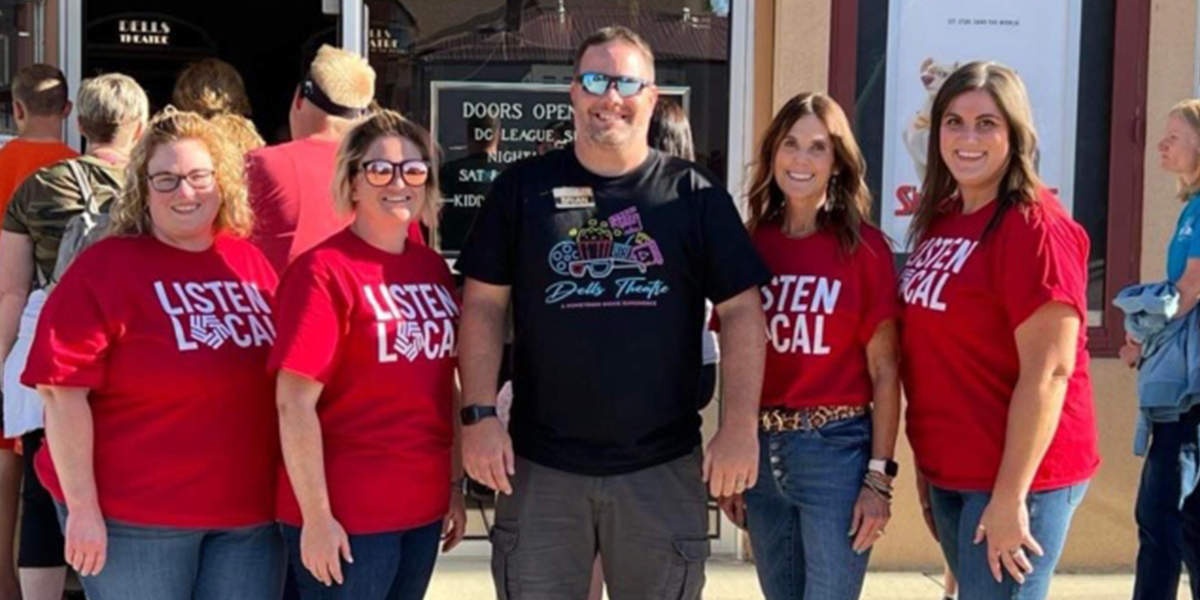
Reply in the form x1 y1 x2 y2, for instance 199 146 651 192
759 405 869 432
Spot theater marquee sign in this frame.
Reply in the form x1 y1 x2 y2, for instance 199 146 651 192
86 14 214 51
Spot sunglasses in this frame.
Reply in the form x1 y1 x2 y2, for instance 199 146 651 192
148 170 216 193
360 159 431 187
575 72 653 98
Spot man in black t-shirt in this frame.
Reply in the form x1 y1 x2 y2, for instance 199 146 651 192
457 26 769 599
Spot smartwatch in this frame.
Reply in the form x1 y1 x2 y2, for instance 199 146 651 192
460 405 499 425
868 458 899 478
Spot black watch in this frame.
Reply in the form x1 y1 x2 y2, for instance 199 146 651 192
460 405 499 425
868 458 899 478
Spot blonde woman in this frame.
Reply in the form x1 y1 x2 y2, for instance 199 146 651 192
272 109 465 600
22 109 284 600
0 72 148 600
901 62 1098 600
1121 99 1200 600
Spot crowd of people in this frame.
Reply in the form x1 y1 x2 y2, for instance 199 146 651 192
0 21 1193 600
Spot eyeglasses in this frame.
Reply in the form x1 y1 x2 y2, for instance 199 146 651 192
360 159 431 187
575 72 653 98
148 170 216 193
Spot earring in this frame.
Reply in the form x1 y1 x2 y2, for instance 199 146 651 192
825 174 839 211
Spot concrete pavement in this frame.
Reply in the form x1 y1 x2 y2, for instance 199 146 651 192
424 558 1162 599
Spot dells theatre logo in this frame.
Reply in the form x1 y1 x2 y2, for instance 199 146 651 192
544 206 669 309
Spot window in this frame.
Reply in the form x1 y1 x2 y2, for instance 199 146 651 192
830 0 1150 355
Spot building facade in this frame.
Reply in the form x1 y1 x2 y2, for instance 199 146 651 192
1 0 1193 569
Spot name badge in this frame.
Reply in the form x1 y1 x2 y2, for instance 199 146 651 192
553 187 595 209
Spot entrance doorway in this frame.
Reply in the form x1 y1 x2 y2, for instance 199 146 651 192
82 0 339 143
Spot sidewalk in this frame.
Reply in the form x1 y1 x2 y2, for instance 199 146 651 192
426 559 1154 599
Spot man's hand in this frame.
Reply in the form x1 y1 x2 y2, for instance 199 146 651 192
462 416 515 495
703 427 758 498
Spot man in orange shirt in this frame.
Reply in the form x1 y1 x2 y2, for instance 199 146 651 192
0 63 75 600
0 65 77 214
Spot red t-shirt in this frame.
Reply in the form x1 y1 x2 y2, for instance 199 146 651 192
0 139 78 214
270 229 457 535
899 191 1100 492
24 235 280 527
246 137 424 274
755 224 899 409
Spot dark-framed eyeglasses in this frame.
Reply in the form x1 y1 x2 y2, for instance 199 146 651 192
575 72 653 98
360 159 431 188
148 170 216 193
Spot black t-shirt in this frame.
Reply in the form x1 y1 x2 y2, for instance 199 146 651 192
457 148 769 475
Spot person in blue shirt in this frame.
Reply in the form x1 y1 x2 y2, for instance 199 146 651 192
1123 98 1200 600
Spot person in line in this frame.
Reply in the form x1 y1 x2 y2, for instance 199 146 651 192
647 99 720 412
717 92 900 600
901 61 1099 600
457 26 770 600
1118 98 1200 600
22 109 284 600
0 73 148 600
246 45 420 275
173 58 266 156
0 62 77 600
272 109 465 600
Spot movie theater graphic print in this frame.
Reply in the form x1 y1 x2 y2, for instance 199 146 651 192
544 206 670 309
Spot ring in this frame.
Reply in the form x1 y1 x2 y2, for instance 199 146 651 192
875 529 886 537
1010 548 1026 558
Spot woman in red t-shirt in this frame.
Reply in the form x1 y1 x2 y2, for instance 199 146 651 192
271 109 465 600
720 92 901 600
900 62 1099 600
23 110 285 599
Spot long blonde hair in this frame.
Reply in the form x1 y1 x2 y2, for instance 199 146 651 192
745 92 873 253
908 62 1043 245
111 108 253 237
1169 99 1200 201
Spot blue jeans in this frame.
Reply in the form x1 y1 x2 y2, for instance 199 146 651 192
54 504 284 600
282 520 441 600
929 482 1088 600
1133 405 1200 600
744 416 872 600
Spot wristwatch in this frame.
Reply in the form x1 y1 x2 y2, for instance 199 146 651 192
868 458 899 478
460 405 499 426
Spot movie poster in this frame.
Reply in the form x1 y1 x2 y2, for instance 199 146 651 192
880 0 1082 249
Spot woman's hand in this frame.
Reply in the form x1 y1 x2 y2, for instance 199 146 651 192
718 493 747 530
849 487 891 554
1119 342 1142 368
64 503 107 577
974 496 1044 584
301 514 353 586
442 490 467 552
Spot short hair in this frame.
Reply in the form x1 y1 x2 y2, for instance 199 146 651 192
308 45 375 112
13 64 69 116
112 108 252 238
76 73 150 144
573 26 656 79
648 99 694 161
332 109 441 228
172 58 253 118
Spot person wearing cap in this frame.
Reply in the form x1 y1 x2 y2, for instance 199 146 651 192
246 45 421 275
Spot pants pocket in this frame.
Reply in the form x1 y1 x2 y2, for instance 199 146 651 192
663 538 709 600
490 525 520 600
